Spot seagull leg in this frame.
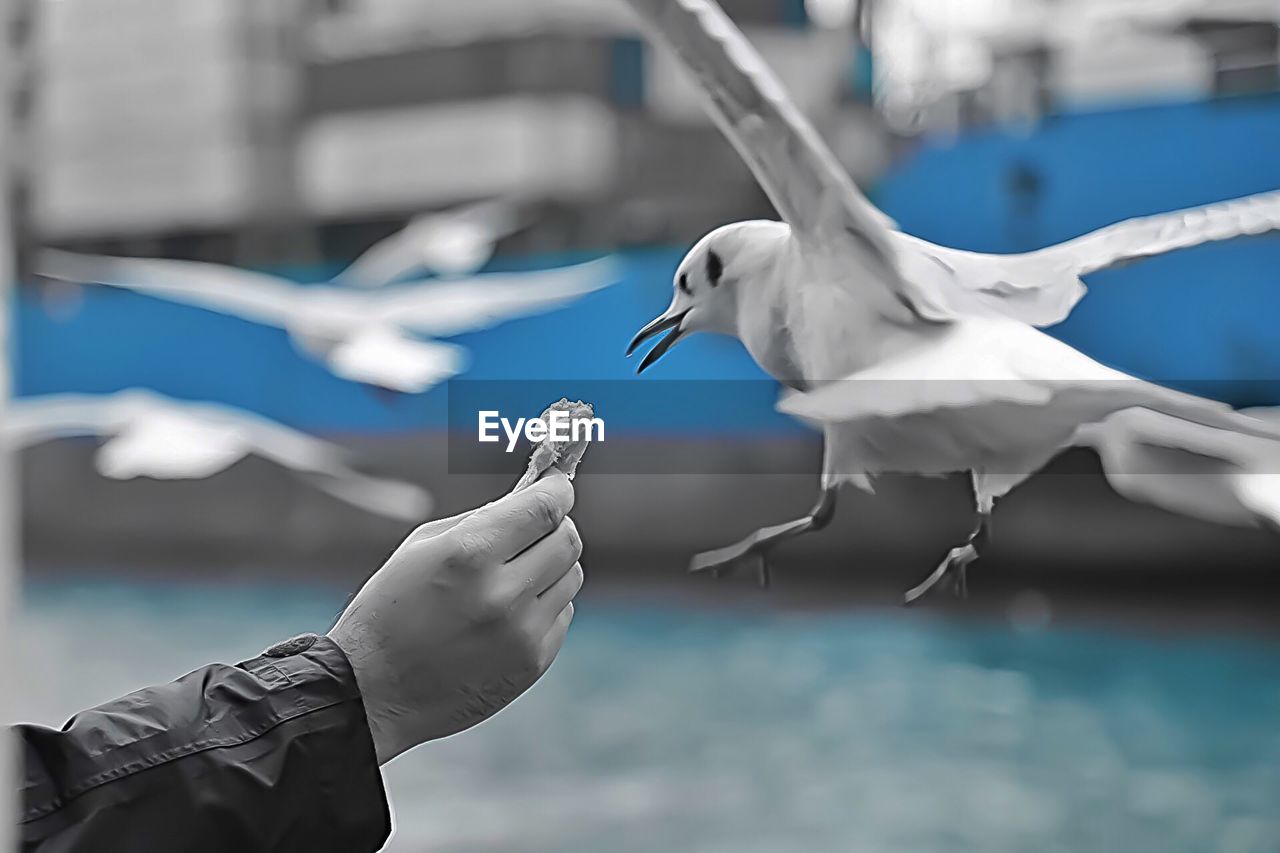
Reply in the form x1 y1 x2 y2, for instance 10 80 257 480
904 512 992 605
689 488 838 588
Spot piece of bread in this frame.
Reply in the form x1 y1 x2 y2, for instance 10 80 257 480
513 398 596 491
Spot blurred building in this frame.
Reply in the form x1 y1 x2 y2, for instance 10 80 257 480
28 0 1280 267
29 0 888 266
871 0 1280 132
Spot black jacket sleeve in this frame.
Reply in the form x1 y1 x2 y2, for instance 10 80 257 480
19 634 391 853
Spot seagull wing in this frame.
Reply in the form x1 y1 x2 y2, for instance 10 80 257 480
425 196 524 243
621 1 900 266
180 401 434 521
8 391 432 519
37 249 302 328
1235 407 1280 527
892 235 1089 328
334 198 524 287
373 256 623 337
3 392 143 449
330 228 418 289
778 317 1280 475
1077 407 1280 530
1033 190 1280 277
891 189 1280 328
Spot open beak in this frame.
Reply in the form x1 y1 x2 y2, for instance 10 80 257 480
627 310 689 373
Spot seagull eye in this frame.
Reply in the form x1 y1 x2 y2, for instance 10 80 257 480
678 272 691 294
705 250 724 287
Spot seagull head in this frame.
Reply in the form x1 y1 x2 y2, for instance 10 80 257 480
627 220 786 373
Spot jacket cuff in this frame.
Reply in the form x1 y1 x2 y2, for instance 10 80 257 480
22 634 391 852
238 634 392 846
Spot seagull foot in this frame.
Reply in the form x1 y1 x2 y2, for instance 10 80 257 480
689 541 772 589
904 543 978 606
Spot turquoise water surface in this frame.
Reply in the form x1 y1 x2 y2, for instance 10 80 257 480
18 579 1280 852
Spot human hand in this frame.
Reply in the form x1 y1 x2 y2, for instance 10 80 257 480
329 470 583 764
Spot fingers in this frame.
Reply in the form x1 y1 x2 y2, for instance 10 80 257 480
504 516 582 599
536 561 584 618
406 509 472 543
449 470 574 563
538 602 575 670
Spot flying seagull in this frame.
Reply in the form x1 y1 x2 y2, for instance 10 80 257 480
5 390 433 522
37 251 622 393
333 197 528 286
622 0 1280 599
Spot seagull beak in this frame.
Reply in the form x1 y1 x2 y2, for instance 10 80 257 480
627 310 689 373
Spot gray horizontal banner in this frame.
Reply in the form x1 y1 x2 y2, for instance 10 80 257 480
445 379 1280 477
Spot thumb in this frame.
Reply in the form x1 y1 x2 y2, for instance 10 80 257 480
408 468 573 546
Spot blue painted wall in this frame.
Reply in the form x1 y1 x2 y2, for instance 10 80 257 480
15 97 1280 435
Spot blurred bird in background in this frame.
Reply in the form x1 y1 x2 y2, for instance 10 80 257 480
623 0 1280 598
333 197 528 286
37 251 622 393
5 389 432 522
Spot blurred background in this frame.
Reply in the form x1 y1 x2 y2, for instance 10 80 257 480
7 0 1280 849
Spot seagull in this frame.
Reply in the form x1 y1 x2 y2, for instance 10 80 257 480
37 251 622 393
5 390 433 522
622 0 1280 599
333 197 528 286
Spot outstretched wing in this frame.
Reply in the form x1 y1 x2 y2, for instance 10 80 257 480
36 249 302 328
621 1 900 266
891 234 1090 328
333 197 524 287
778 317 1280 475
195 400 435 521
1076 407 1280 530
1033 190 1280 277
3 392 145 449
372 256 623 337
890 189 1280 328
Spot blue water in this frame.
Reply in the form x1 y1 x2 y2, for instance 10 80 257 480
18 579 1280 852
